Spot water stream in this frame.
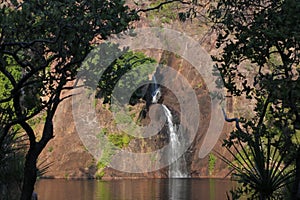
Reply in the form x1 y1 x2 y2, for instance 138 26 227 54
162 104 189 178
151 75 161 104
151 75 189 178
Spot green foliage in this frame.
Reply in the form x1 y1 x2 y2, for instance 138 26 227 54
219 128 295 199
210 0 300 198
0 0 139 198
96 131 117 170
64 173 69 180
108 132 132 148
210 0 300 101
47 146 53 153
95 170 106 179
147 1 180 24
0 56 22 120
113 107 142 137
0 117 25 200
97 51 157 104
208 153 216 175
27 112 47 130
100 128 109 135
115 112 132 124
0 56 21 100
95 129 132 179
0 0 138 120
80 44 157 106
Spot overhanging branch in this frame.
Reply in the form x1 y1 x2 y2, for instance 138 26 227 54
222 108 244 133
137 0 192 13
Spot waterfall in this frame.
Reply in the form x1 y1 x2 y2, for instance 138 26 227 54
150 75 189 178
151 75 161 104
162 105 189 178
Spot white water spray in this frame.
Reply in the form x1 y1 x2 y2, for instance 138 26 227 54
162 105 188 178
150 75 189 178
151 75 161 104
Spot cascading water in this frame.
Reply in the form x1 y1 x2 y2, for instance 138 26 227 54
150 75 189 178
162 105 189 178
151 75 161 104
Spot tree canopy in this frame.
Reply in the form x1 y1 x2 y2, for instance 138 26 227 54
0 0 138 199
210 0 300 198
96 51 157 104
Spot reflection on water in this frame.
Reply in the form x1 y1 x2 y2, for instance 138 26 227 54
36 178 233 200
168 179 190 200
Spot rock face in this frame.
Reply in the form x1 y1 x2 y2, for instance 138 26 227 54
39 95 96 179
39 49 233 179
39 4 235 179
143 51 233 178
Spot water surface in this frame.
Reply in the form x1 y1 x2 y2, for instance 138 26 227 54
36 178 233 200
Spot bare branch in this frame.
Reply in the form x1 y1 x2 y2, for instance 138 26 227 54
19 121 36 147
222 107 244 133
137 0 191 13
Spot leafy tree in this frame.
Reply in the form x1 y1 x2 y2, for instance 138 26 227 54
209 0 300 198
96 51 157 104
0 0 138 199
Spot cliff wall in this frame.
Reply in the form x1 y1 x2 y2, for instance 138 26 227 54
38 2 239 179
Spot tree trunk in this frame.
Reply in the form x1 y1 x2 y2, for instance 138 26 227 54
20 147 38 200
19 116 54 200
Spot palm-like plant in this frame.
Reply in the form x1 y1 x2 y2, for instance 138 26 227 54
0 112 52 199
0 114 26 200
220 110 296 199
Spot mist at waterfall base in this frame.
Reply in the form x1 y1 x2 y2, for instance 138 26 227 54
151 76 189 178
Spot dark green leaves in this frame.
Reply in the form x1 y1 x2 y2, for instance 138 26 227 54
210 0 300 198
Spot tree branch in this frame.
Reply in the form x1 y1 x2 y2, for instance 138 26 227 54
137 0 191 13
256 94 270 131
222 107 244 133
0 62 17 87
20 121 36 148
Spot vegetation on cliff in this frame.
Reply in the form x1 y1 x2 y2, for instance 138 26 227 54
91 50 156 104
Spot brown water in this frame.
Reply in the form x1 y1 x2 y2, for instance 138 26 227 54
36 178 234 200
